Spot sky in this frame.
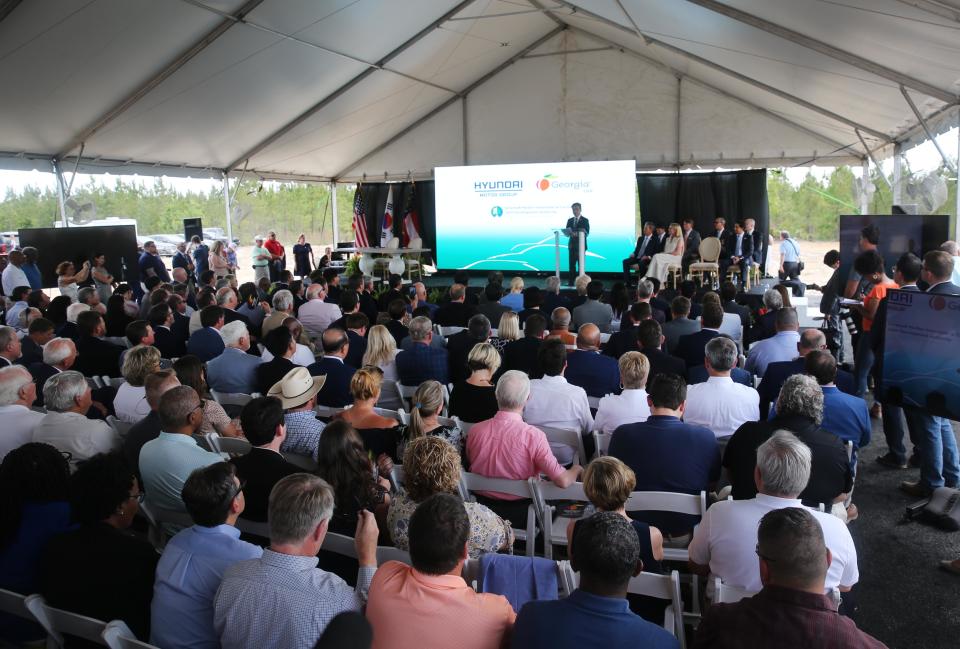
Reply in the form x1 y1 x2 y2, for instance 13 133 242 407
1 128 956 198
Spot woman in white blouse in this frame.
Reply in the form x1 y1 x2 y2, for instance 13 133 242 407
593 351 651 435
113 345 162 423
642 222 685 285
362 325 402 411
55 260 90 303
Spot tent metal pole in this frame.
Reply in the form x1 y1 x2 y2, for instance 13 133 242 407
222 173 233 243
955 111 960 238
52 159 69 228
892 142 903 206
675 76 682 166
330 181 339 248
893 0 960 23
856 130 892 189
900 86 958 174
861 158 870 214
462 96 469 165
0 0 23 25
684 0 957 104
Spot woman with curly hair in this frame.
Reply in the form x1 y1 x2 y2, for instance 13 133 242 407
388 436 512 557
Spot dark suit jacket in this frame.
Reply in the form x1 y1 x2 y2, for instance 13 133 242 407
223 308 258 343
748 229 763 263
153 325 185 359
384 319 409 347
56 320 80 342
517 308 543 328
500 337 544 378
17 337 43 368
378 288 405 311
603 325 640 359
395 343 449 387
564 350 621 398
256 357 296 395
446 331 487 384
170 312 191 349
358 292 379 327
74 336 125 378
632 234 657 259
308 357 357 407
674 329 722 368
541 292 570 318
232 448 299 522
477 302 510 328
683 229 702 260
433 301 478 328
928 281 960 295
344 330 367 369
123 411 162 479
713 230 735 261
565 216 590 250
29 362 58 407
640 347 686 384
185 327 225 363
730 232 754 260
758 357 856 417
651 296 672 322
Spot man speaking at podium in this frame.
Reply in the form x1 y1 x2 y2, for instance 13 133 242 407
565 202 590 286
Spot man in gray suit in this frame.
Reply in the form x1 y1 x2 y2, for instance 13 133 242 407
662 296 700 353
572 281 614 333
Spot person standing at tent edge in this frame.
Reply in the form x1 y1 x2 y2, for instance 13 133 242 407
264 231 285 283
566 202 590 286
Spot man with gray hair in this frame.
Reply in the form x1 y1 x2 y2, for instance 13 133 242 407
205 320 261 395
433 283 477 328
466 369 582 522
77 286 104 314
395 316 448 386
690 431 858 598
745 306 801 377
32 370 117 469
213 474 379 649
261 289 296 338
684 336 759 438
298 282 341 341
0 325 21 367
940 240 960 286
724 374 852 509
29 337 77 408
0 365 43 460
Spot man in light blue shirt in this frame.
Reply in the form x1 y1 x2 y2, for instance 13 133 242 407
139 385 222 512
778 231 802 281
745 307 801 378
152 462 262 649
204 321 261 395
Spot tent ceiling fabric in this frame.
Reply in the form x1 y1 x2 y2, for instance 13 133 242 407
0 0 957 181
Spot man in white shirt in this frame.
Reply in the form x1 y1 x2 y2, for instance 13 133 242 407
594 351 651 435
0 365 43 461
745 307 801 377
523 338 593 465
684 337 759 438
297 283 342 342
32 370 118 470
689 431 858 598
940 240 960 287
1 250 29 297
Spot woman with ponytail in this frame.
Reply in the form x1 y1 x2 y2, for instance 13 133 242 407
400 380 463 457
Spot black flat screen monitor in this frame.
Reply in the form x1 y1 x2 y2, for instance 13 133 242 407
838 214 949 288
18 225 141 289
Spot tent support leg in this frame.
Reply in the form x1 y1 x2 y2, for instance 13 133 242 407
52 159 69 227
462 96 469 165
955 111 960 238
222 173 233 243
331 181 339 248
892 142 903 207
675 76 682 167
861 158 870 215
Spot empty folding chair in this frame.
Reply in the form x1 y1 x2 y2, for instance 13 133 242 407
25 593 128 649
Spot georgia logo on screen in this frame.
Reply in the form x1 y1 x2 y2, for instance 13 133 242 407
490 206 503 217
536 174 555 191
929 295 947 311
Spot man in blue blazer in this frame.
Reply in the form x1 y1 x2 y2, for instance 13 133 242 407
395 316 449 387
674 303 724 369
565 324 621 398
307 328 356 408
205 321 261 395
185 306 226 363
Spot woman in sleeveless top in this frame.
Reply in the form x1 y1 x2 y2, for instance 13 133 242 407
90 253 115 304
55 260 90 302
642 222 684 285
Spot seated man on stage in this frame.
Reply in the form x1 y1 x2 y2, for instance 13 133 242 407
622 222 657 284
681 219 701 274
719 221 754 286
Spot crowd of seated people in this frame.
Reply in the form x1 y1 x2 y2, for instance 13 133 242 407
5 233 960 648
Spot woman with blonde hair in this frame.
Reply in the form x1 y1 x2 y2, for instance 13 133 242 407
449 342 501 423
400 380 462 457
641 223 684 285
388 436 513 557
489 311 519 353
208 240 231 279
56 260 90 302
113 345 162 423
362 325 402 410
336 367 406 462
500 276 524 312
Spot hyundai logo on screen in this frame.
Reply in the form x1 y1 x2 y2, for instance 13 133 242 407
473 180 523 191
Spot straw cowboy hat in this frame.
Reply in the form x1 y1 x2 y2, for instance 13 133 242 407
267 367 325 409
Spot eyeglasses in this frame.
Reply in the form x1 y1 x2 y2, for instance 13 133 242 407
128 491 146 504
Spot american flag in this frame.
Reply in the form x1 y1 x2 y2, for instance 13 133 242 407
352 185 369 248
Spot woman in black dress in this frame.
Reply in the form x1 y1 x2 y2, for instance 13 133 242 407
292 234 314 278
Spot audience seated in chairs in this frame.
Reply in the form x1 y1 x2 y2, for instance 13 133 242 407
369 492 516 649
477 282 509 329
804 351 871 468
395 316 449 386
702 292 743 352
152 461 263 649
308 328 357 408
517 286 545 328
113 344 162 424
213 473 380 649
0 366 43 461
523 338 594 465
28 337 76 408
388 437 512 558
266 366 326 463
608 373 719 536
694 506 882 648
257 326 298 395
683 337 760 439
572 281 614 334
635 279 666 324
335 367 403 462
490 310 520 354
384 298 410 348
150 303 185 359
446 314 492 384
122 369 179 477
447 344 500 426
745 307 801 378
298 282 342 342
17 317 54 368
724 375 852 513
174 356 240 438
751 288 783 344
564 323 621 398
594 352 651 435
0 325 23 369
674 302 724 370
433 283 478 328
638 320 685 385
73 310 125 378
466 370 582 525
514 511 679 649
661 297 699 354
40 452 158 642
32 370 118 470
205 320 261 395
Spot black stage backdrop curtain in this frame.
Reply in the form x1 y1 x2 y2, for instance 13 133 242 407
353 181 436 262
637 168 769 260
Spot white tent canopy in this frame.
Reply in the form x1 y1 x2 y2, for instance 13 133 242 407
1 0 958 182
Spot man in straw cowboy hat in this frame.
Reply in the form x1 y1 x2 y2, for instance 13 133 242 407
268 367 326 462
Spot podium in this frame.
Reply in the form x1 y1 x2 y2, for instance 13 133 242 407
553 228 587 284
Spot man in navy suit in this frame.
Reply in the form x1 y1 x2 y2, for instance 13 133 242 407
499 313 548 379
757 329 855 418
711 217 735 266
149 304 185 360
603 303 644 360
719 221 755 286
674 302 724 369
622 222 657 283
637 320 685 385
901 250 960 497
186 306 226 363
73 311 125 378
395 316 449 386
565 324 621 398
446 314 491 384
565 202 590 285
307 328 356 407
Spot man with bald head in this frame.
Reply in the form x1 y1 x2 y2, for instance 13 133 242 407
307 328 356 407
565 323 621 398
548 307 575 346
757 328 855 418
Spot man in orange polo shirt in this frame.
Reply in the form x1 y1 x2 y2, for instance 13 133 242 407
366 494 515 649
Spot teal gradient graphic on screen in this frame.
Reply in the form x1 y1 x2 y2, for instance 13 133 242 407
434 161 636 273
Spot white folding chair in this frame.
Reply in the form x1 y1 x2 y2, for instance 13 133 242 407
321 531 412 565
0 587 36 626
624 491 707 562
282 452 319 471
598 332 611 345
395 382 417 411
459 420 476 437
209 391 253 409
536 425 586 467
102 620 162 649
25 593 127 648
586 395 601 410
592 430 612 457
215 435 251 457
101 376 125 388
235 517 271 539
714 577 757 604
315 404 348 419
529 480 589 559
439 326 465 338
87 377 104 389
106 415 132 439
397 409 411 425
140 503 194 549
461 472 539 557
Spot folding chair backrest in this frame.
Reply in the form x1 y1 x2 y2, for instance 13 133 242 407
25 594 111 647
537 425 586 466
102 620 159 649
321 531 412 565
439 326 465 337
461 473 538 556
236 517 271 539
625 490 706 518
714 577 757 604
0 587 34 623
210 391 253 408
630 570 686 648
845 440 854 462
216 436 252 456
586 395 601 410
459 420 475 437
282 452 318 472
529 481 589 559
315 405 347 419
373 407 402 421
397 409 411 425
592 430 612 457
102 376 125 388
106 416 132 438
87 377 103 389
396 382 417 409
